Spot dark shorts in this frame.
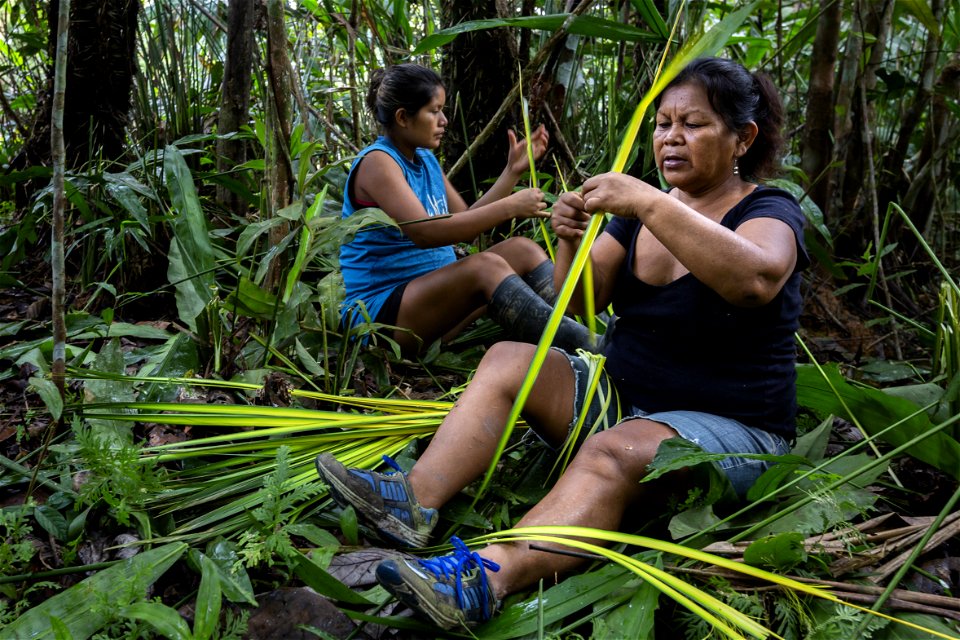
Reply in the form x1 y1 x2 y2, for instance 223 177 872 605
559 349 791 497
374 282 408 325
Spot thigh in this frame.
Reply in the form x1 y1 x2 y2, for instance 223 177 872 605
393 253 510 348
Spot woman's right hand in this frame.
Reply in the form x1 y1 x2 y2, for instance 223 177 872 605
507 187 550 220
551 191 591 241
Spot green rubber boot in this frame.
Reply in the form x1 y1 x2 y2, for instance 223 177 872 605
489 274 597 353
521 259 558 304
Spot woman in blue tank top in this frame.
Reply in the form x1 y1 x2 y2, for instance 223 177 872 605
339 64 592 356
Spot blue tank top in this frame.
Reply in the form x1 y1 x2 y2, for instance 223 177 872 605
601 186 809 437
338 137 456 329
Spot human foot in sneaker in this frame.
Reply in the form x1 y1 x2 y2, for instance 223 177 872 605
375 536 501 630
314 453 437 548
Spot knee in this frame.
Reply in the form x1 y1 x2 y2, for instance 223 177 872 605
491 237 549 272
481 341 537 370
571 429 654 485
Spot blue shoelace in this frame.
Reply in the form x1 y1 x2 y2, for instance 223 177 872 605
381 454 404 474
417 536 501 620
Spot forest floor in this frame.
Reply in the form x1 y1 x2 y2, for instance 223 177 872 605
2 261 960 638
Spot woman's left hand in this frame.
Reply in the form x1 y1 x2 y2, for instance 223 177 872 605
506 124 549 177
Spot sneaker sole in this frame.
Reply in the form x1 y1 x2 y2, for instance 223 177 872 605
377 558 464 630
315 454 429 548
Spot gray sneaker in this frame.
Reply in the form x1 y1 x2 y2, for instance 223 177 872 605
376 536 500 630
315 453 437 548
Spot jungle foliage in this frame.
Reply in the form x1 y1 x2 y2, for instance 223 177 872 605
1 0 959 638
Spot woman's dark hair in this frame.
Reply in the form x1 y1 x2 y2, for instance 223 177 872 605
366 64 444 130
658 57 785 180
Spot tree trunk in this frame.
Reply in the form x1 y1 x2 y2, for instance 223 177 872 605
263 0 293 290
51 0 70 397
11 0 140 207
800 0 842 218
877 0 945 256
216 0 257 217
440 0 519 206
833 0 894 258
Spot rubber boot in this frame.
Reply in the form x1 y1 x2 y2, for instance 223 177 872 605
521 259 557 304
489 274 597 353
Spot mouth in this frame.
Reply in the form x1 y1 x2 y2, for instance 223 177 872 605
661 155 686 170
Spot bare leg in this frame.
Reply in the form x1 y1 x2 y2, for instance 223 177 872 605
476 419 680 599
484 236 549 275
406 343 575 509
392 238 549 354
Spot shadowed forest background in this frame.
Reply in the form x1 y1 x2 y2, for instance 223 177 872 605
1 0 960 638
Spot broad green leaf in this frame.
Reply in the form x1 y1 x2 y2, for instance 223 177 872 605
897 0 939 38
193 542 257 606
292 550 373 606
412 14 661 54
29 376 63 421
797 364 960 479
194 555 222 640
629 0 669 39
872 613 960 639
743 532 807 571
34 505 68 541
164 145 216 332
593 575 660 639
83 339 136 441
286 522 340 549
6 542 187 640
477 560 634 639
138 333 201 403
118 602 192 640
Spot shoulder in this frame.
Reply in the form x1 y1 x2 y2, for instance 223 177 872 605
733 185 805 230
415 148 443 173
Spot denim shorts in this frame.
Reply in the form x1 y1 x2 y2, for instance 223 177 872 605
560 349 791 497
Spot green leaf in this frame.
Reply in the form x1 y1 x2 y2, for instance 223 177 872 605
193 555 222 640
594 574 660 639
194 542 257 606
338 505 359 546
412 14 661 54
118 602 192 640
292 550 373 605
6 542 187 640
34 505 68 541
629 0 669 39
797 363 960 479
743 532 807 571
286 522 340 548
897 0 939 38
477 560 634 639
29 376 63 421
164 145 216 331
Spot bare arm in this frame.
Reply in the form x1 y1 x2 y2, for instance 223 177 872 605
580 173 798 306
353 127 550 248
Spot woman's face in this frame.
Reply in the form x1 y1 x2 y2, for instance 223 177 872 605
653 82 742 194
398 86 447 150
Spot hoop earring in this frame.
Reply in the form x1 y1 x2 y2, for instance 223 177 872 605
733 158 740 176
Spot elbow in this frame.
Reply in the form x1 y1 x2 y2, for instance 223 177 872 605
720 275 782 308
405 230 444 249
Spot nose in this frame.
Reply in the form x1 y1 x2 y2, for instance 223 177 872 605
663 123 683 145
439 111 448 127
